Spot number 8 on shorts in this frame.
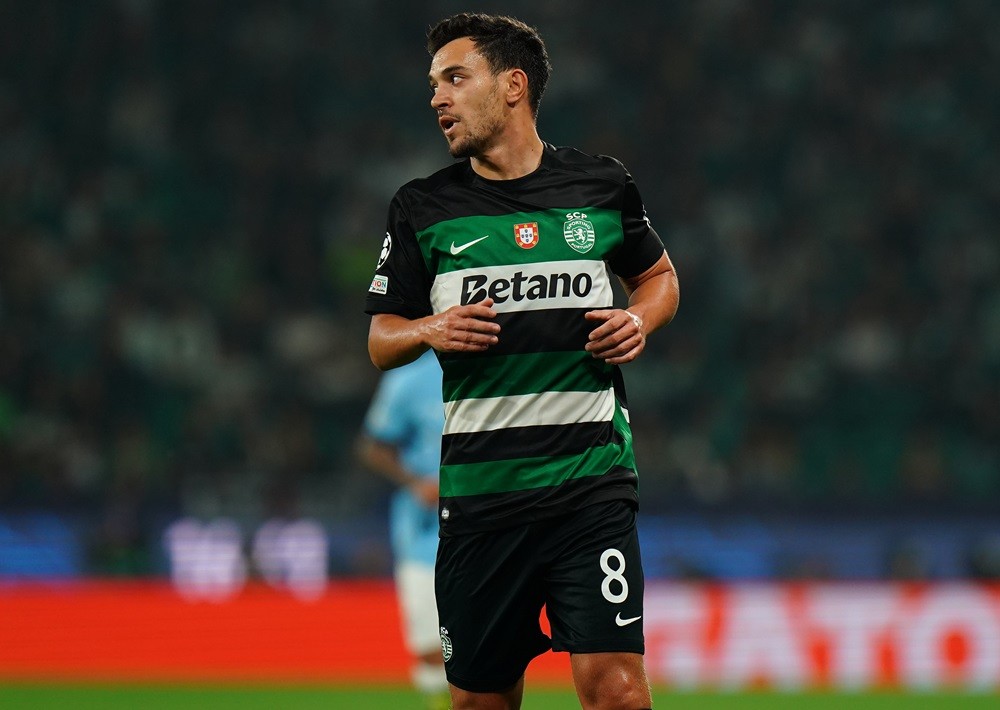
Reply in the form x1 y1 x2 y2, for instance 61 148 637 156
600 548 629 603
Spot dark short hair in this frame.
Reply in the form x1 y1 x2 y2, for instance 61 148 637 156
427 13 552 117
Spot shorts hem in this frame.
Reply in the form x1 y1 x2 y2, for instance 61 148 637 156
552 641 645 655
444 642 548 693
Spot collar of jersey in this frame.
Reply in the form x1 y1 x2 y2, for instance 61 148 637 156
466 142 556 190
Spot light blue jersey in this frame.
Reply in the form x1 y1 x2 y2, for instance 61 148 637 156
363 350 444 566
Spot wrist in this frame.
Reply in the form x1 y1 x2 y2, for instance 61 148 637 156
625 309 643 332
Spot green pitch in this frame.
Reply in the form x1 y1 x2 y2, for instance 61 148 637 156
0 683 995 709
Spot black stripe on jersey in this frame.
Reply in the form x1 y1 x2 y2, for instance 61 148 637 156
438 307 597 360
442 421 622 467
438 466 638 536
402 146 627 231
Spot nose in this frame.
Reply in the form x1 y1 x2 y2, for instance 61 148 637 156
430 86 450 112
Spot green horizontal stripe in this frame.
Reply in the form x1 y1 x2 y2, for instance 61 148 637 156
441 351 612 402
418 207 623 273
440 437 635 497
612 398 633 450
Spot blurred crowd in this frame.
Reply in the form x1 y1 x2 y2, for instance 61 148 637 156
1 1 997 574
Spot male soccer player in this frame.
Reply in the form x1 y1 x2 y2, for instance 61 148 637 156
357 349 449 710
364 13 679 710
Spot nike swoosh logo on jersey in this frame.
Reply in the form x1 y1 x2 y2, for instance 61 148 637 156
450 235 490 255
615 613 642 627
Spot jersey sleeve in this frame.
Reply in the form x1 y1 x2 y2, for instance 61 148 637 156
363 369 412 445
606 169 666 279
364 190 433 319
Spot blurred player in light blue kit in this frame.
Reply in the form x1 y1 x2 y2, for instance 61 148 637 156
357 349 448 709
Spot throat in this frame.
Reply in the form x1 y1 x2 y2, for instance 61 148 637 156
471 135 544 181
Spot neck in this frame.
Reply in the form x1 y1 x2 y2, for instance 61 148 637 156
470 124 544 181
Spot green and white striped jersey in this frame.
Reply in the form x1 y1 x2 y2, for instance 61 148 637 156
365 143 665 535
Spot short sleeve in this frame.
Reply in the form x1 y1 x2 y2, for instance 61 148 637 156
606 170 666 279
364 190 434 319
363 368 412 444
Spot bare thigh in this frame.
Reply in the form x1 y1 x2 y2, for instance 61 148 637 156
571 652 651 710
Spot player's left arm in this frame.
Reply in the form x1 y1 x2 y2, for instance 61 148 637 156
584 250 679 365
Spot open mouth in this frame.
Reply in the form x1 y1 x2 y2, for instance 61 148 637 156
439 116 458 135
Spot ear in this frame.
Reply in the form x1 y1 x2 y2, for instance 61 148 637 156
505 68 529 108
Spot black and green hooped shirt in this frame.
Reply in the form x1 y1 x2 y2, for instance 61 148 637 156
365 143 666 536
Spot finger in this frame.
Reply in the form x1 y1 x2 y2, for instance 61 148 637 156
449 323 500 348
596 339 645 364
585 334 615 354
586 310 637 341
455 328 499 346
444 338 495 353
604 348 642 365
462 317 501 335
589 338 637 359
470 297 497 318
458 298 499 321
588 329 643 356
587 319 622 342
467 328 499 343
466 305 499 320
430 319 499 351
584 309 614 321
586 320 633 350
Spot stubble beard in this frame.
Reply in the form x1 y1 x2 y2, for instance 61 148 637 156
448 120 501 159
447 84 505 159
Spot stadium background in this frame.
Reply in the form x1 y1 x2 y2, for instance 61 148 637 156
1 0 998 703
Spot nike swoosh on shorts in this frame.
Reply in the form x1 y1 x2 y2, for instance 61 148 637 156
615 613 642 627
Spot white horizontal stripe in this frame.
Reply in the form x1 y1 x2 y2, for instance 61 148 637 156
431 260 614 314
443 388 616 435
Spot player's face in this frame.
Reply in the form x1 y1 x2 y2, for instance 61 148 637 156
428 37 507 159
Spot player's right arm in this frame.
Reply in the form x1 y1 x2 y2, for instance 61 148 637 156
367 190 500 369
368 299 500 370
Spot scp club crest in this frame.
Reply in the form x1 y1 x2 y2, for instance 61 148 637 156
563 212 596 254
440 626 454 661
514 222 539 249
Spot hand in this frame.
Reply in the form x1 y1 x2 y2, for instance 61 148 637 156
408 478 439 508
584 309 645 364
426 298 500 353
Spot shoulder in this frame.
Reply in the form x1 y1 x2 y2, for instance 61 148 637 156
544 144 629 185
394 161 470 209
389 161 474 231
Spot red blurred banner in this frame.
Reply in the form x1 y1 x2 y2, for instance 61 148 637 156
1 581 998 689
0 580 406 683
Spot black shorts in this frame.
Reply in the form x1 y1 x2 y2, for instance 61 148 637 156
435 500 644 693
